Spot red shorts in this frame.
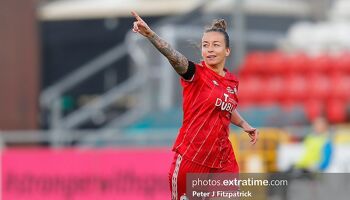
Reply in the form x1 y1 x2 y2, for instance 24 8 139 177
168 153 239 200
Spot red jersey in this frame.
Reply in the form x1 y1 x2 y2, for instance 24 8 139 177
172 61 239 168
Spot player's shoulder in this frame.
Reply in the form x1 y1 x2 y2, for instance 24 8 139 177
180 61 202 84
192 61 204 70
187 60 205 76
225 70 239 83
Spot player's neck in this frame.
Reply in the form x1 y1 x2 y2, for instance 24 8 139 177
206 62 225 77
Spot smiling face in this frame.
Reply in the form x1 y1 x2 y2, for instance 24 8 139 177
201 31 230 68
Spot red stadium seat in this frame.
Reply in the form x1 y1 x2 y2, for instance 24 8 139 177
238 76 262 105
308 54 333 73
261 76 284 104
332 52 350 73
265 51 286 75
283 74 307 103
287 53 310 74
240 52 268 75
330 72 350 100
307 73 331 100
304 99 324 122
326 99 347 123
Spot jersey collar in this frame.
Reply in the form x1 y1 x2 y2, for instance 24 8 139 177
201 61 238 82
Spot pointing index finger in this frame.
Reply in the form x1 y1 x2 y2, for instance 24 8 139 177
131 11 143 22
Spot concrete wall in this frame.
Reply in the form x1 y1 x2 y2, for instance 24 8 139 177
0 0 40 129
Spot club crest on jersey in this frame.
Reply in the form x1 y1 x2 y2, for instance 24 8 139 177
212 80 219 86
227 86 237 94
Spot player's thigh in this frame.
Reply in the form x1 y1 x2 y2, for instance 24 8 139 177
169 154 211 200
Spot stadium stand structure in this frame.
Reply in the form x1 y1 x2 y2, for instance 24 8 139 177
238 51 350 124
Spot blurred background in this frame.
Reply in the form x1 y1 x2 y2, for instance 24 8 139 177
1 0 350 199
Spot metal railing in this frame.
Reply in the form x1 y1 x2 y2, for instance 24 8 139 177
39 0 215 133
40 42 151 130
0 129 178 148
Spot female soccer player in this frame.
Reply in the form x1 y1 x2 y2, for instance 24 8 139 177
131 11 259 200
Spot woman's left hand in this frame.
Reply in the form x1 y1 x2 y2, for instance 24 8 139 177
244 128 259 144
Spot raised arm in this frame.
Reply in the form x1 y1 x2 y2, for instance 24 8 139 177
231 109 259 144
131 11 188 75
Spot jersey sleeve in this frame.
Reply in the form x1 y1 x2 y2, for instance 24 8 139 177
179 60 196 81
180 61 201 86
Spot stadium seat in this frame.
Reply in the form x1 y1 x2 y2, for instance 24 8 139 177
283 74 307 103
261 76 284 104
287 53 310 74
333 52 350 73
326 99 347 123
238 76 262 106
241 52 268 75
307 73 331 100
308 54 333 73
265 51 286 75
304 99 324 122
238 47 350 124
330 72 350 100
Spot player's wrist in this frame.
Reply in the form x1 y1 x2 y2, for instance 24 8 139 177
242 122 253 131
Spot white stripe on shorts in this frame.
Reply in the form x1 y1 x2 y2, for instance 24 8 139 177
172 154 183 200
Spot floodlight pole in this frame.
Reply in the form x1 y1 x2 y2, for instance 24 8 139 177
233 0 246 71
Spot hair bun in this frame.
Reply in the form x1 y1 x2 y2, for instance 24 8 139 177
204 19 230 48
210 19 227 31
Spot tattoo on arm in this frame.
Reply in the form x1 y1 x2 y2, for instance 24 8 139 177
238 120 245 128
148 33 188 74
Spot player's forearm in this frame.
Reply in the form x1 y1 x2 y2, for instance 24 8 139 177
231 110 253 130
147 32 188 74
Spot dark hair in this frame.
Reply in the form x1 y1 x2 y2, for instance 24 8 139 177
205 19 230 48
